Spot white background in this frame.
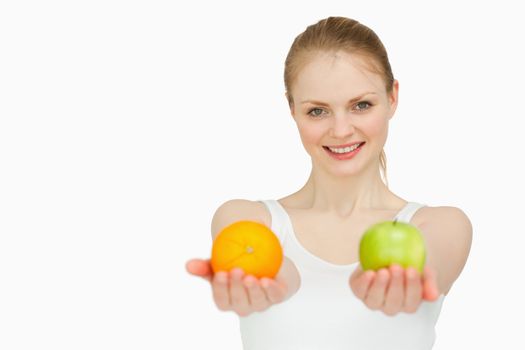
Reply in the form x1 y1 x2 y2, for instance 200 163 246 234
1 0 524 349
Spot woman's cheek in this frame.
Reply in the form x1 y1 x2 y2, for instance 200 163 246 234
298 123 325 149
362 114 389 139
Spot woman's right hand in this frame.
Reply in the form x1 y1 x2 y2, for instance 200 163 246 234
186 258 289 317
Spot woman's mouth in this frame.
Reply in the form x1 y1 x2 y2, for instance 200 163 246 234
323 142 365 160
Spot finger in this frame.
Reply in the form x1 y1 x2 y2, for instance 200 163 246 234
349 264 364 285
364 268 390 310
383 264 405 316
261 277 287 304
211 271 230 311
244 275 268 312
403 267 422 313
422 266 440 301
186 259 213 282
350 267 375 300
229 268 251 316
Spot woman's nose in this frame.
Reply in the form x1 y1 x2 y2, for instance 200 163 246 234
330 115 355 139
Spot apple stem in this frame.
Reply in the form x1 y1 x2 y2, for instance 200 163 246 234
393 219 398 225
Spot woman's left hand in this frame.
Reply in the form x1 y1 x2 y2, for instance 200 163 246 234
349 264 440 316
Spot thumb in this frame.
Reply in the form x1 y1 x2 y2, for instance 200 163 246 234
422 266 440 301
186 258 213 282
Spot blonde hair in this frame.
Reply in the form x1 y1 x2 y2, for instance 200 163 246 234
284 16 394 186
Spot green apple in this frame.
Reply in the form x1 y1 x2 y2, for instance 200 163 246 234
359 220 426 273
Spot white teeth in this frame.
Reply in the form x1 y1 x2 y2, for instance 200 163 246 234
328 143 361 153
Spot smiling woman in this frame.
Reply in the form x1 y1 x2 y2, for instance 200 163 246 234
186 16 472 350
286 49 397 181
284 21 395 187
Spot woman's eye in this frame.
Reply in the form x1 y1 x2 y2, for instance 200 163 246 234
307 102 371 117
308 108 325 117
355 101 372 111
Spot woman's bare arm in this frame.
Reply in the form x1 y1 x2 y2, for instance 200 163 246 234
186 199 301 316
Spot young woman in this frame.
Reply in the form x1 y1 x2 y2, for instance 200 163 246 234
186 16 472 350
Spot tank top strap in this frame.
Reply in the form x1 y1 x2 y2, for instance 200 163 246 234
394 202 427 223
256 199 289 244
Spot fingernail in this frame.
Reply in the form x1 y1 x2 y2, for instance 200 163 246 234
231 269 242 279
244 277 254 288
378 269 389 281
216 272 227 283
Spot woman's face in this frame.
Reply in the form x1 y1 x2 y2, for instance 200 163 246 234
288 51 399 177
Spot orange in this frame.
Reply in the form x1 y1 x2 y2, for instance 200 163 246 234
211 220 283 278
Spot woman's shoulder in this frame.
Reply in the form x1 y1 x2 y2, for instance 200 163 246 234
414 205 472 229
210 199 271 240
412 204 473 295
412 204 473 259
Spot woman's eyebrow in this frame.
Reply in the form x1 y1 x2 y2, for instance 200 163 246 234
300 92 377 105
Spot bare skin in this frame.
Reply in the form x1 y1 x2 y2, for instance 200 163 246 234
187 50 472 317
186 260 289 317
186 199 300 317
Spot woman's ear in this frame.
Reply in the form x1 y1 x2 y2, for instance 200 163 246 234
387 80 399 120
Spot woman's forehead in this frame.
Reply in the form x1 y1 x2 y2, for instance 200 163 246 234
293 52 386 100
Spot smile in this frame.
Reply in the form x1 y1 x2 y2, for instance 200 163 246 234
323 142 365 160
327 142 363 153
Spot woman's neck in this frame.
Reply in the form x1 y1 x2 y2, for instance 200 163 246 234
295 166 397 218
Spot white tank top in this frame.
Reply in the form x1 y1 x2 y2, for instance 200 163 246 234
239 200 445 350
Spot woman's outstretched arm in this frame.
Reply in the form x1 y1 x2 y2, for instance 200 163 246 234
187 199 301 317
349 206 473 316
